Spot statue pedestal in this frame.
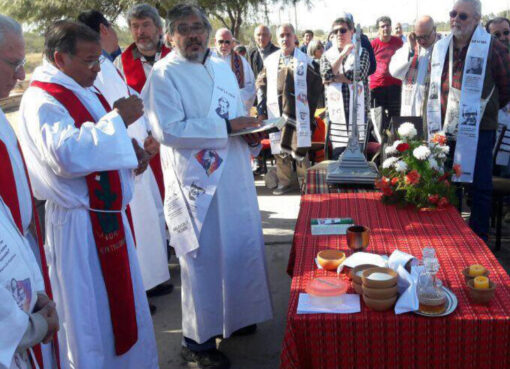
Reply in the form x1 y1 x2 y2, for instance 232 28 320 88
326 143 378 185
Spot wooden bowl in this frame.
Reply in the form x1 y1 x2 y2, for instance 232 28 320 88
363 294 397 312
350 264 379 284
317 250 346 271
362 284 398 299
462 267 489 283
361 267 398 288
352 281 363 295
467 279 496 304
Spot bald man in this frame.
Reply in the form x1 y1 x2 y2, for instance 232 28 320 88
390 15 437 122
248 25 279 79
213 28 255 113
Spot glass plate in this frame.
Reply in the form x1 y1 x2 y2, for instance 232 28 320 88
413 286 458 317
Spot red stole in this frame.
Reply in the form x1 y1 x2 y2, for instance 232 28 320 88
0 137 61 369
120 43 170 200
31 81 138 356
231 52 245 88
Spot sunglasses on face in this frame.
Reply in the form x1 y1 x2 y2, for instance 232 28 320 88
176 23 206 36
449 10 469 21
332 28 349 35
415 30 434 41
494 30 510 38
217 40 231 45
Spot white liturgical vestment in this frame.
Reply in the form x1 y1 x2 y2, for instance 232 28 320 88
94 57 170 291
18 62 159 369
143 50 273 343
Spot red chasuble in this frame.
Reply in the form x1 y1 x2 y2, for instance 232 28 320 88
231 52 245 88
0 138 61 369
31 81 138 356
120 43 171 201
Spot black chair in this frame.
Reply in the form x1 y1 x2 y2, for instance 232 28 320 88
491 125 510 251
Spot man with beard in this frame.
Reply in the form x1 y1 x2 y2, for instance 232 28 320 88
142 4 273 369
427 0 510 242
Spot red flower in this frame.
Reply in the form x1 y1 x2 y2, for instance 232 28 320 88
391 177 399 186
382 187 393 196
438 197 449 207
431 133 447 146
396 142 410 152
428 194 440 204
405 170 421 185
453 164 462 178
438 172 449 182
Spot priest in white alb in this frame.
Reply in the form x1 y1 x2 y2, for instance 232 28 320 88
0 14 60 369
142 4 273 369
18 21 158 369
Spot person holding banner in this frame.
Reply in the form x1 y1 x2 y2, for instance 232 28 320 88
18 21 158 369
390 16 437 124
256 23 323 195
142 4 273 368
427 0 510 242
320 14 370 159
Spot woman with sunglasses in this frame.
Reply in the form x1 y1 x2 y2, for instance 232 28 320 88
320 14 370 159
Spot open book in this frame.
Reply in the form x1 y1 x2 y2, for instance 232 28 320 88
229 117 286 136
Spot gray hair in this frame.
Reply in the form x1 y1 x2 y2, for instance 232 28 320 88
307 39 323 58
127 3 162 29
455 0 482 17
278 23 295 34
0 14 22 48
165 3 211 36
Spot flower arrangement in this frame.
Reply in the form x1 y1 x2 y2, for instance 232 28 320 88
375 123 459 210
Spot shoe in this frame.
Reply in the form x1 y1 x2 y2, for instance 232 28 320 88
253 167 267 176
505 211 510 224
231 324 257 337
149 303 156 315
273 185 293 196
181 347 230 369
147 283 174 297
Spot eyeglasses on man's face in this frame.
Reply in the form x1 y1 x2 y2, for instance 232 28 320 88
449 10 469 21
0 57 26 73
494 30 510 38
217 39 231 45
332 28 348 35
176 23 206 36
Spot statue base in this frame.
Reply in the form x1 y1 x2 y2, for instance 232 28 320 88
326 144 378 185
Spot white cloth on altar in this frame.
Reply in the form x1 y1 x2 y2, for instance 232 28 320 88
211 50 256 114
142 50 273 343
94 57 170 290
18 62 159 369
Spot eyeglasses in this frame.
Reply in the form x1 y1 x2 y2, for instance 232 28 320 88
73 55 106 70
332 28 349 35
449 10 469 21
494 30 510 38
176 23 206 36
217 40 231 45
415 30 435 41
0 57 26 73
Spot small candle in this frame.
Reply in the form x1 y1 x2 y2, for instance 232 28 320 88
474 276 490 289
469 264 486 277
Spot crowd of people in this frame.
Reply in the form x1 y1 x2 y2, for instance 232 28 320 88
1 0 510 368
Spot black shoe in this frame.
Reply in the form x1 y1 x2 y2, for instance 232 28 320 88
146 283 174 297
231 324 257 337
149 303 157 315
181 347 230 369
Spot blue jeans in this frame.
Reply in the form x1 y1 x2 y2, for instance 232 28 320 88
467 130 496 242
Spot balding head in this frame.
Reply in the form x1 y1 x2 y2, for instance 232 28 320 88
215 27 233 56
414 15 436 48
254 24 271 49
0 14 25 99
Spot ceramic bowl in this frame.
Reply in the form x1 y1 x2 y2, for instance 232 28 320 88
462 267 489 283
317 250 346 271
350 264 379 284
363 294 398 312
467 279 496 304
352 280 363 295
362 284 398 299
361 267 398 289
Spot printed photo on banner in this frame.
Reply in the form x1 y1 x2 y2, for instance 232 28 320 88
466 56 483 75
215 97 230 119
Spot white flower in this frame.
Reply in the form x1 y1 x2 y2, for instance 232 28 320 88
383 157 399 169
413 145 431 160
428 157 439 171
398 123 418 140
440 145 450 154
385 146 397 155
394 160 408 172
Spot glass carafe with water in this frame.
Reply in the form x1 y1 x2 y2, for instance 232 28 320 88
417 247 446 314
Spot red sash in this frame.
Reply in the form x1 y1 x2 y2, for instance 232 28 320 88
120 43 170 200
0 137 61 369
31 81 138 356
231 52 245 88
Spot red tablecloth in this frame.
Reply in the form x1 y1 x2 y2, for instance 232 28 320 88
281 192 510 369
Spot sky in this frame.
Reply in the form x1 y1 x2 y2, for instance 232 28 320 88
265 0 510 31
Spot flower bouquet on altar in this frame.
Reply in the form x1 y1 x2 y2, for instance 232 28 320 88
375 123 458 210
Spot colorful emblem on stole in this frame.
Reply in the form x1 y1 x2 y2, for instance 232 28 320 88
195 149 223 176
